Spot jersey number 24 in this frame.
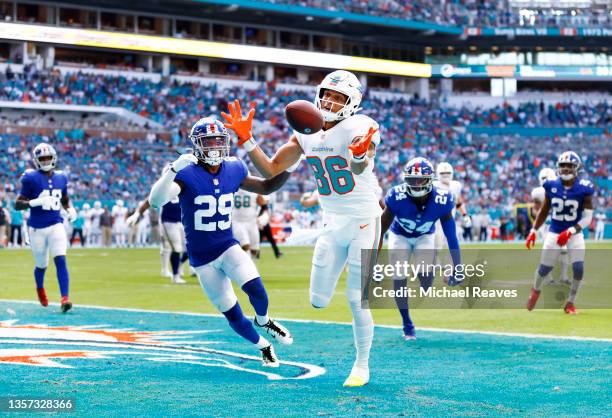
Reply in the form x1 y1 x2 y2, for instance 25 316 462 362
194 194 232 231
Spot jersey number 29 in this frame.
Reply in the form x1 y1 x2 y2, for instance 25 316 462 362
194 194 233 231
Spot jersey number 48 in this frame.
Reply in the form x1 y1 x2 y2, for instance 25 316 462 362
194 194 233 231
39 189 62 211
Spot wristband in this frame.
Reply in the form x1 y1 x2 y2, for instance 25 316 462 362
530 228 537 234
243 138 257 152
568 226 577 234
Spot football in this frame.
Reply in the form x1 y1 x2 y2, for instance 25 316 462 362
285 100 324 135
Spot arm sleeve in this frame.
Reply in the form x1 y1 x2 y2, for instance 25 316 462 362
440 215 461 267
19 174 33 198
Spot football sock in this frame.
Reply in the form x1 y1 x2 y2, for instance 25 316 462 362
53 256 70 297
222 302 262 345
534 264 553 291
34 267 46 289
170 251 180 275
160 249 169 273
181 252 189 264
393 279 413 329
241 277 269 325
348 289 373 370
560 252 570 281
568 262 584 303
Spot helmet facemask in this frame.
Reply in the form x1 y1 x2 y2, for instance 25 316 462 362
404 173 434 197
192 134 230 166
557 162 578 181
315 88 352 122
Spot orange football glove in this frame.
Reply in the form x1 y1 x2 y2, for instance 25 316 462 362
525 229 537 250
348 127 378 158
556 228 575 246
221 99 256 145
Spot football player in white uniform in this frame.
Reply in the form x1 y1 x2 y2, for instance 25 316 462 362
433 162 469 250
88 201 104 246
233 189 264 257
222 70 381 387
81 202 91 246
530 168 569 285
111 199 128 247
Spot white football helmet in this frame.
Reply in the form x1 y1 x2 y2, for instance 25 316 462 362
82 203 90 211
436 162 454 185
116 199 124 208
538 167 556 186
32 143 57 172
315 70 363 122
94 201 102 209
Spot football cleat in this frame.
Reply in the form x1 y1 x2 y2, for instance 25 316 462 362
526 288 541 311
171 275 186 285
403 325 416 341
544 275 556 285
37 288 48 307
343 365 370 387
161 269 172 278
564 302 577 315
260 344 279 368
60 296 72 313
254 318 293 345
560 277 572 286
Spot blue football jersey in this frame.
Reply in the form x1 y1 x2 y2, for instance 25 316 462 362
544 177 594 233
19 169 68 228
175 157 249 267
385 185 455 238
161 198 181 223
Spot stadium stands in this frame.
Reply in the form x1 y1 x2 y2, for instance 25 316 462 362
1 67 610 231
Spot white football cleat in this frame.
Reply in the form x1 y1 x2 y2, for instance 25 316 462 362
343 365 370 387
254 318 293 345
171 275 186 284
260 344 279 368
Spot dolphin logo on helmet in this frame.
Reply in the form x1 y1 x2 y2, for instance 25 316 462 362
315 70 363 123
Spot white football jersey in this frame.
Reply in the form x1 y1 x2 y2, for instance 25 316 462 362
233 189 259 222
434 180 462 216
531 186 545 203
112 206 128 223
295 114 382 219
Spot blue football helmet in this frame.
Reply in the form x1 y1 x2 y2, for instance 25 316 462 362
33 143 57 172
403 157 435 197
189 117 230 166
556 151 581 181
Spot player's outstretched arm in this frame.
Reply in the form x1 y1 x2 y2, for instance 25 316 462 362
149 154 195 207
221 99 302 178
240 171 291 195
126 200 151 226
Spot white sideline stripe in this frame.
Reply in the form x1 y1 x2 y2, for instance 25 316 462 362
2 299 611 343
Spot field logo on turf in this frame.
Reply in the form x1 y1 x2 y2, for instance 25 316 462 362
0 320 325 380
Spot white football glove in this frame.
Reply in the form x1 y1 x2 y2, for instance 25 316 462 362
170 154 198 173
66 207 77 223
463 215 472 228
126 212 140 227
29 194 58 208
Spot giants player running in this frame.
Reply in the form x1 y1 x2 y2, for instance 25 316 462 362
222 70 381 387
149 117 294 366
15 144 76 312
433 162 469 250
233 189 264 257
531 168 570 285
526 151 594 314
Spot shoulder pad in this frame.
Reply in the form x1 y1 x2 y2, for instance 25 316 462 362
224 156 239 162
578 179 593 188
55 170 64 174
22 169 35 176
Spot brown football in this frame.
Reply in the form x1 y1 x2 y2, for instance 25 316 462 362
285 100 324 135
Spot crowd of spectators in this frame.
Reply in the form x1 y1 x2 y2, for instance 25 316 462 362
0 69 610 237
260 0 611 28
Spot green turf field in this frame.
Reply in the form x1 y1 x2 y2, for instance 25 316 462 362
1 242 611 339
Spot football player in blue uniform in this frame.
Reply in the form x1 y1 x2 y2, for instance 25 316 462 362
380 157 461 340
149 117 296 367
14 143 77 312
526 151 594 314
